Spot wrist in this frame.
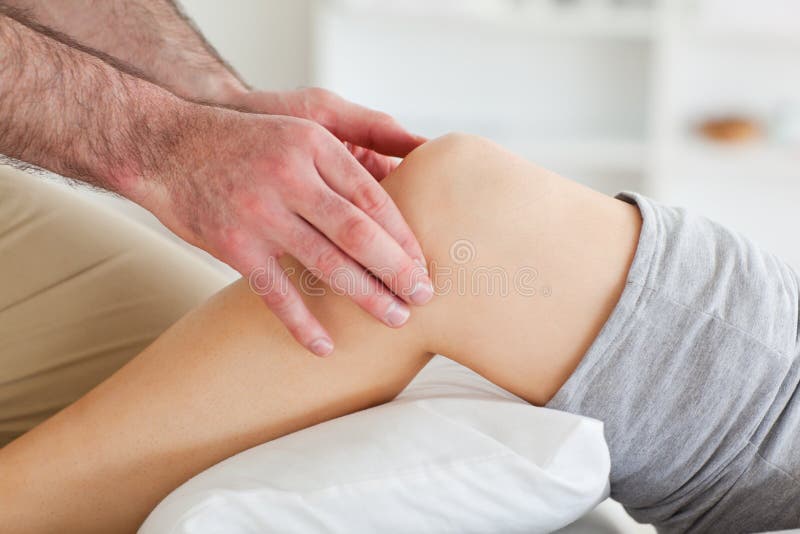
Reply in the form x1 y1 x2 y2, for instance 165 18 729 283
117 96 267 248
111 89 201 207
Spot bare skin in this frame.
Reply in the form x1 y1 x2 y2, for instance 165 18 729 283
0 133 642 533
0 6 430 355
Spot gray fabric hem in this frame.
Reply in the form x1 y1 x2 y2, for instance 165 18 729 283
545 192 656 412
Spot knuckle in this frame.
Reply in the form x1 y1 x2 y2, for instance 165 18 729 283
216 227 247 256
262 287 292 314
397 232 419 254
307 87 335 106
260 205 285 230
352 180 390 217
263 157 295 188
359 291 385 313
236 191 287 232
291 120 322 145
267 117 299 146
306 88 339 126
314 246 342 277
374 110 396 127
340 215 374 250
400 258 420 279
314 189 342 218
290 227 315 259
300 124 320 145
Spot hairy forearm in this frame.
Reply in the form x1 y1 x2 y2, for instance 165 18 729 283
0 10 192 194
2 0 248 104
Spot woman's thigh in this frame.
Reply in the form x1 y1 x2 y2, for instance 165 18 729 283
0 165 228 445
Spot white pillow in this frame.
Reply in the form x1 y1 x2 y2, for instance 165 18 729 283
140 356 610 534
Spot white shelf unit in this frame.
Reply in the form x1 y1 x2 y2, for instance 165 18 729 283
310 0 800 267
310 0 654 195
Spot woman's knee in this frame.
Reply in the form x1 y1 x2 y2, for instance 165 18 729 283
384 133 553 213
382 133 557 266
379 133 642 404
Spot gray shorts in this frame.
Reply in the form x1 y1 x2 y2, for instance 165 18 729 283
545 192 800 533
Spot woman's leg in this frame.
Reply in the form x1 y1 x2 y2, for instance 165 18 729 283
0 134 641 533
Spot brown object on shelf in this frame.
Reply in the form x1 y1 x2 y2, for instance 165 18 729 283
698 117 761 143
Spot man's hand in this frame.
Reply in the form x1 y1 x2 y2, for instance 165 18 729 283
0 7 433 357
230 88 427 180
129 107 434 357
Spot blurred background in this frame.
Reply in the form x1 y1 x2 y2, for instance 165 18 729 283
52 0 797 277
179 0 800 269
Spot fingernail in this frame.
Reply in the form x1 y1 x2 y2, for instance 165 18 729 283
309 338 334 357
409 281 434 305
415 258 428 275
384 301 410 327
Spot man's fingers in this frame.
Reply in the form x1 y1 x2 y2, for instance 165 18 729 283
297 183 433 308
285 216 412 328
345 142 399 181
318 93 425 158
323 141 426 268
245 254 334 357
